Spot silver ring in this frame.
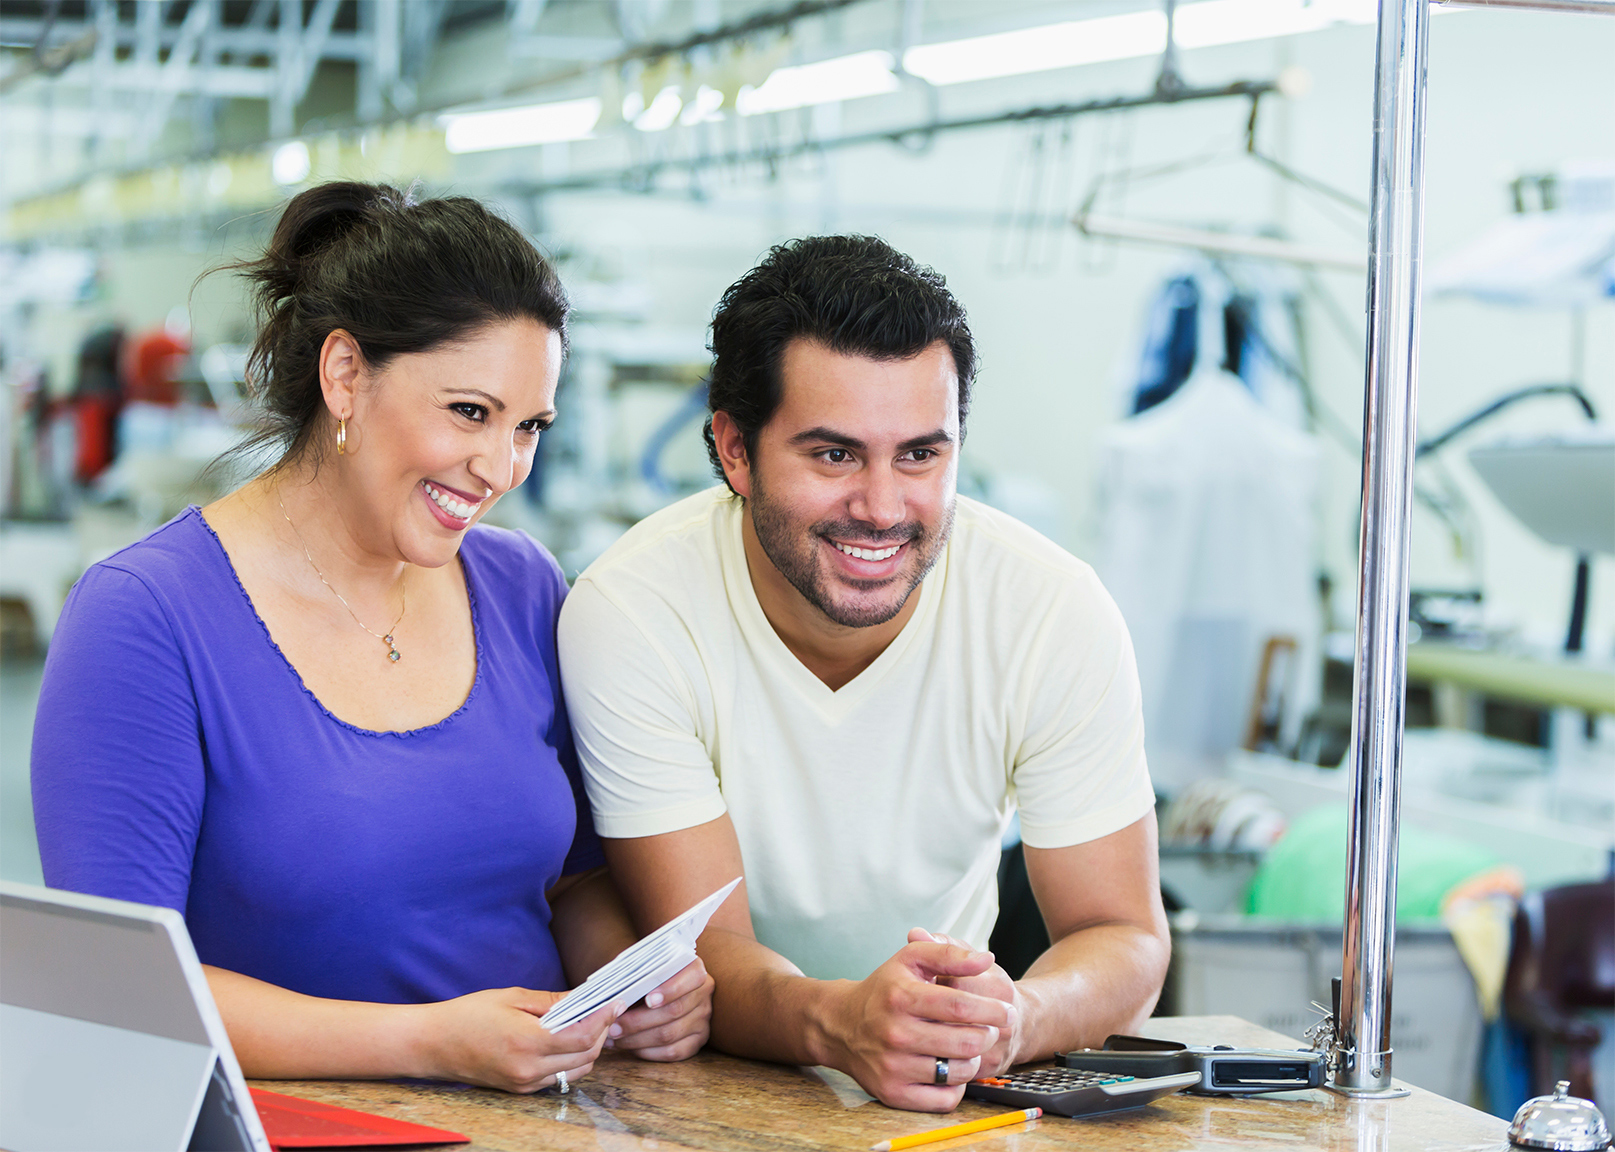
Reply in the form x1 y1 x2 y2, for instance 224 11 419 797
556 1069 569 1094
934 1058 949 1085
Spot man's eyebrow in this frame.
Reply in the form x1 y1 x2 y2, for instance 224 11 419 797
897 429 954 452
786 427 955 452
444 388 506 412
788 427 866 450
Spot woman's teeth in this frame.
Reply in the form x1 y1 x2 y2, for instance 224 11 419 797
834 541 901 561
423 482 475 520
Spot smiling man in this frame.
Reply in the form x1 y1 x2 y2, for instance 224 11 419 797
557 235 1168 1111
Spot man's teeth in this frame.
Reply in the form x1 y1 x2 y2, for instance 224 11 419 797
834 541 901 562
423 482 475 520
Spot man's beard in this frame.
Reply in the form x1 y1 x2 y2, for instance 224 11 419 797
748 472 954 629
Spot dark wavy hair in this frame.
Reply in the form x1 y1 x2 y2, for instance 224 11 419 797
227 181 569 469
703 235 976 493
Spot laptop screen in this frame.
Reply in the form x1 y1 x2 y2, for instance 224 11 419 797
0 881 270 1152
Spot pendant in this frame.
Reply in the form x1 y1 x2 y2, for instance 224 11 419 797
384 635 401 663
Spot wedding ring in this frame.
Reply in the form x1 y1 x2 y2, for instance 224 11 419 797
934 1058 949 1085
556 1069 569 1094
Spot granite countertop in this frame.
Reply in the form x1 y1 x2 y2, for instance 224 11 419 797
259 1015 1512 1152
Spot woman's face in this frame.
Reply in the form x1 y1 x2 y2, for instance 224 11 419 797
335 317 562 567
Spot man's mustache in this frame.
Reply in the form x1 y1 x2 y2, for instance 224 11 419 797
813 521 924 546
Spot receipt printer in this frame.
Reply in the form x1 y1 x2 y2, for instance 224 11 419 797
1058 1035 1326 1095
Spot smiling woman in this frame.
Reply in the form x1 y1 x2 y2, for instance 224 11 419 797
28 182 713 1093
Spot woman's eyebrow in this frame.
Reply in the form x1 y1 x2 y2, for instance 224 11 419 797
444 388 505 412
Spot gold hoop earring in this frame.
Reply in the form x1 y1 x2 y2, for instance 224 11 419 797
336 418 347 456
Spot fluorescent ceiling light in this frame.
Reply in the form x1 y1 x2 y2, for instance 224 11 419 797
737 50 900 116
635 85 684 132
680 85 725 126
903 0 1383 87
1174 0 1377 48
440 97 601 154
271 141 310 185
903 11 1166 86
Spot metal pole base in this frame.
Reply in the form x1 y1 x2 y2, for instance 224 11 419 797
1327 1082 1413 1099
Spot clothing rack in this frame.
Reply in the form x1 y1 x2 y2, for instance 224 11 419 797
1072 215 1365 272
500 79 1278 199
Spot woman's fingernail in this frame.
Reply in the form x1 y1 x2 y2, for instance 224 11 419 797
610 1023 623 1037
604 1038 614 1048
646 992 664 1008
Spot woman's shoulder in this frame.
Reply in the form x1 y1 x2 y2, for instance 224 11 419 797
96 504 214 567
56 506 241 654
77 506 224 603
460 522 567 603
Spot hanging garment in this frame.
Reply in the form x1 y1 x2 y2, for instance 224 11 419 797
1123 259 1310 431
1095 367 1321 791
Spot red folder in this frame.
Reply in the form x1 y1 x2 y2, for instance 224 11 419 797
250 1088 470 1149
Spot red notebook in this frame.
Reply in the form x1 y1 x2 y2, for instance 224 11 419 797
250 1088 470 1149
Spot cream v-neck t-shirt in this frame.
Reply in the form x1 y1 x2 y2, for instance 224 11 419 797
558 487 1154 981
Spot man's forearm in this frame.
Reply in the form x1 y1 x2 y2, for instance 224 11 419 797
699 927 846 1065
1013 922 1171 1064
548 869 640 986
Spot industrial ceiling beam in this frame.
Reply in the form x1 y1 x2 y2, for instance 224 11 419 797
36 61 277 98
270 0 343 136
137 0 212 154
507 0 549 36
0 17 373 60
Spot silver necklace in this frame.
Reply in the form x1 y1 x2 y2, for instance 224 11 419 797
277 493 407 663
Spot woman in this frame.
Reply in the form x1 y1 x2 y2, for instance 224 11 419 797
30 181 712 1092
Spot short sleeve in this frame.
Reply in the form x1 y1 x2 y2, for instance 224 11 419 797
31 564 206 913
1012 570 1156 850
557 578 727 840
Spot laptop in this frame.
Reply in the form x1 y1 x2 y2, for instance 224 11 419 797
0 880 272 1152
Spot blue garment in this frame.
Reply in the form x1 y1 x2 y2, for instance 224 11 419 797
1132 275 1201 415
32 507 602 1004
1128 266 1302 419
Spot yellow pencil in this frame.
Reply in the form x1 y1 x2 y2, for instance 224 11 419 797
870 1107 1043 1151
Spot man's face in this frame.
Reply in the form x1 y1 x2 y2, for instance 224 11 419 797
744 338 959 628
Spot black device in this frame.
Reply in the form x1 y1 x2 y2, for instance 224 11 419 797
963 1065 1202 1118
1057 1034 1327 1095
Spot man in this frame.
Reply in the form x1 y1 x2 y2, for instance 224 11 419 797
557 236 1168 1111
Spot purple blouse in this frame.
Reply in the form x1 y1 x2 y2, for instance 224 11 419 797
31 506 603 1004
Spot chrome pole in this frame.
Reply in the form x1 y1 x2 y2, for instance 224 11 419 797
1331 0 1429 1100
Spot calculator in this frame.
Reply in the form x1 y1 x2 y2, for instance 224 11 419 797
964 1065 1202 1117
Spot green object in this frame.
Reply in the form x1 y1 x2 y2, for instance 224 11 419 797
1244 805 1500 922
1406 644 1615 714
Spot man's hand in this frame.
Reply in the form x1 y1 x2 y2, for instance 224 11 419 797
816 938 1013 1112
608 957 714 1061
908 929 1025 1078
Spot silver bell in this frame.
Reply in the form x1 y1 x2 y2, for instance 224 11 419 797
1509 1081 1612 1151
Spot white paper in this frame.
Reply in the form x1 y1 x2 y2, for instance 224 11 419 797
540 878 740 1033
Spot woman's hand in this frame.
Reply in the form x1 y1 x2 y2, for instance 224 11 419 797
607 957 714 1062
417 987 623 1093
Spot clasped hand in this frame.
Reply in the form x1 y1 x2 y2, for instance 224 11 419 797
421 957 713 1093
822 932 1022 1112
